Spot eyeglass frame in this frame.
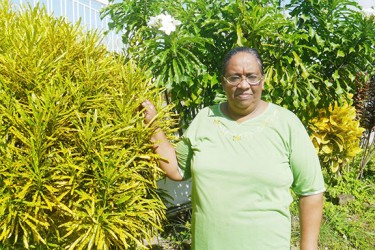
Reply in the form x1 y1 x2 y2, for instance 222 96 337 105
223 74 263 86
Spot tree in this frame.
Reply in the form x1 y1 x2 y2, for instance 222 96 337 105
102 0 374 128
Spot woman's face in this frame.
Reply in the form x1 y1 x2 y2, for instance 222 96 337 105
222 52 264 112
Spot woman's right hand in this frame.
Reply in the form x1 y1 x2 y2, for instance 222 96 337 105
140 100 183 181
141 100 157 124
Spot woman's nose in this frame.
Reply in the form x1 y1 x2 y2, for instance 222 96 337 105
237 77 251 89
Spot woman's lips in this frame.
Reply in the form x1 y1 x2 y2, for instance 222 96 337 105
235 92 252 99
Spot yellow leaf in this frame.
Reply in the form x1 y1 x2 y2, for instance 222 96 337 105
16 181 33 200
322 144 333 154
329 116 338 126
320 133 330 144
331 162 340 173
43 184 59 193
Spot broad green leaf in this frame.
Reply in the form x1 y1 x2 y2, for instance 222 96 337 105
337 50 345 58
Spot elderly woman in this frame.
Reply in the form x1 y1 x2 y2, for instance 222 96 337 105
142 47 325 250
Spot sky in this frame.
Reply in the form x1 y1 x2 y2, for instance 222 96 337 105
358 0 375 14
358 0 375 8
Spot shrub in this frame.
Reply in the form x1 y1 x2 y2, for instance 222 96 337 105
321 166 375 249
309 100 365 174
290 157 375 249
0 2 176 249
160 209 192 250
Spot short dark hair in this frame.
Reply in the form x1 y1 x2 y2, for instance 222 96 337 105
221 47 263 76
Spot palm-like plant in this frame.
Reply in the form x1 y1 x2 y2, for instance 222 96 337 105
355 75 375 178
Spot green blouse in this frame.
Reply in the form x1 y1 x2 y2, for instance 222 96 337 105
176 103 325 250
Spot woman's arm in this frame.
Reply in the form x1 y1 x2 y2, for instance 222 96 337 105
141 100 183 181
298 192 324 250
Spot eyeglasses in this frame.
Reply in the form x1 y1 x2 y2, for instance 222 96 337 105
223 75 263 86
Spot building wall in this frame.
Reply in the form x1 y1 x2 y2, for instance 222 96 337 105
12 0 124 52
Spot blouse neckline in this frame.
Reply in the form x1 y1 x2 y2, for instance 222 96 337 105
217 102 272 125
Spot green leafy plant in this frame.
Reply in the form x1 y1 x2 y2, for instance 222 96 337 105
322 166 375 249
290 159 375 249
159 209 192 250
102 0 223 131
285 0 374 110
102 0 375 128
309 100 365 174
0 1 177 249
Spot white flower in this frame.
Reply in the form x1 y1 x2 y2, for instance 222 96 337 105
158 21 177 35
147 12 181 35
147 16 159 27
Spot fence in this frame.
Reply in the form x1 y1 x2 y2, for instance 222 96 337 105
12 0 124 52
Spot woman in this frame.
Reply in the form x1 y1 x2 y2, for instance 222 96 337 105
142 47 325 250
